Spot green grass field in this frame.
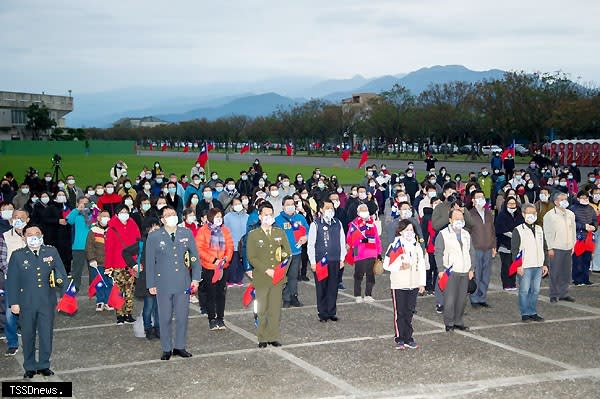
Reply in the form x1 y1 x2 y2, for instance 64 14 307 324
1 154 380 188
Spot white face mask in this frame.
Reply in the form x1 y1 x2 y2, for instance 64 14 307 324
67 179 75 185
428 191 436 198
318 182 326 189
193 179 201 185
203 192 212 199
285 205 296 214
144 184 151 190
31 197 39 203
12 219 27 229
1 210 13 220
212 175 219 180
400 209 412 219
44 176 52 182
163 215 177 227
213 217 223 226
369 182 376 188
87 190 95 196
155 178 163 184
96 188 105 195
241 175 248 181
270 190 279 197
332 200 340 208
402 231 416 242
26 235 43 248
186 215 197 224
358 192 367 200
324 209 335 220
227 184 235 191
100 217 110 226
359 211 370 219
524 214 537 224
241 199 249 206
124 182 132 189
336 187 343 194
233 204 244 213
452 220 465 231
106 187 114 194
41 197 50 204
21 188 30 194
594 194 600 202
261 215 274 226
297 177 303 182
117 213 130 223
539 193 549 202
56 195 66 203
580 199 590 206
527 184 534 189
124 199 133 207
157 203 166 210
475 198 486 208
507 207 517 214
191 198 199 205
559 200 569 209
282 181 290 187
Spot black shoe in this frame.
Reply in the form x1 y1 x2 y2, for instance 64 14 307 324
37 368 54 377
23 370 36 378
145 328 154 340
318 318 328 323
200 307 208 315
445 325 454 332
559 296 575 302
436 305 444 314
124 314 136 323
550 297 558 303
161 351 171 360
282 301 291 308
470 302 480 308
258 342 268 348
530 314 545 322
268 341 282 347
521 315 532 322
454 325 470 331
338 283 346 290
290 297 303 307
153 327 160 339
172 348 192 358
116 316 125 325
209 319 219 331
584 281 594 286
479 302 490 308
329 316 339 322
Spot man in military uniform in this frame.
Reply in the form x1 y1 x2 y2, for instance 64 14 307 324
146 206 201 360
247 203 292 348
6 224 68 378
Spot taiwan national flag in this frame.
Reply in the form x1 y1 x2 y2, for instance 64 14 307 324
574 232 595 256
292 221 307 243
357 145 369 169
272 258 290 285
197 143 209 168
500 141 516 161
207 141 215 151
57 280 78 315
508 250 523 277
385 239 404 265
240 143 250 154
87 272 107 298
211 259 227 284
183 144 189 153
438 266 453 292
242 283 256 307
107 284 126 310
285 141 293 156
341 145 351 162
315 256 329 282
185 284 198 295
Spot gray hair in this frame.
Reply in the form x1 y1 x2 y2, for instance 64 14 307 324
521 203 536 213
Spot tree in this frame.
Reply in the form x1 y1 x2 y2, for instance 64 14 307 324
26 103 57 140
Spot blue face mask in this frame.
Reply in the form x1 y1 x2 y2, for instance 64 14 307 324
168 188 177 194
215 187 224 193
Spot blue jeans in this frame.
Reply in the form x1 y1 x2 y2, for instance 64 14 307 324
4 288 18 349
470 249 492 304
143 295 159 330
90 266 113 305
517 267 542 316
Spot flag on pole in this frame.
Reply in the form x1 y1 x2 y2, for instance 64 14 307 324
183 144 189 153
438 266 453 291
240 143 250 154
197 143 209 168
341 145 351 162
242 283 256 307
285 141 293 156
272 258 290 285
508 250 523 276
207 141 215 151
500 140 516 161
57 280 78 315
315 256 329 282
107 284 126 310
87 272 107 298
357 145 369 169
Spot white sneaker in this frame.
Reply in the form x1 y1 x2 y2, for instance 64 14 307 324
364 296 375 303
190 295 199 304
103 304 114 311
96 303 104 312
355 296 363 303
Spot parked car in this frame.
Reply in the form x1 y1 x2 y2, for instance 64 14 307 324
515 144 529 155
481 145 502 155
437 144 459 154
459 145 473 154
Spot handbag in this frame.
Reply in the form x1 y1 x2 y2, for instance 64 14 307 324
467 278 477 294
373 259 384 275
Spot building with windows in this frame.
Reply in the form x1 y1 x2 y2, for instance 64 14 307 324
0 91 73 140
113 116 169 128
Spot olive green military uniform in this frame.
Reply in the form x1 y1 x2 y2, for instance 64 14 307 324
247 226 291 343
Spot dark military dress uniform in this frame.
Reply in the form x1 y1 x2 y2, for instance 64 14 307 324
145 227 201 354
247 226 291 344
6 245 67 374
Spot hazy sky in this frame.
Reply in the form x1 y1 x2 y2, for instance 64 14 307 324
2 0 599 94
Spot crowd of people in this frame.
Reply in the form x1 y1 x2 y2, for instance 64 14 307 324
1 151 599 375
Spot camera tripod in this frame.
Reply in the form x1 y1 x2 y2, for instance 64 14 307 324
52 163 65 183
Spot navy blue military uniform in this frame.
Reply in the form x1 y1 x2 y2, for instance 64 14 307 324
6 245 67 373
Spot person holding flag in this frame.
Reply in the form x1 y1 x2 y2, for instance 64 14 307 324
247 203 291 348
196 208 234 331
275 196 309 308
84 210 114 312
6 223 68 378
307 199 347 322
510 204 548 322
383 220 425 350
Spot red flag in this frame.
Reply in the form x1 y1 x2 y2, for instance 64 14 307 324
207 142 215 151
242 283 255 307
344 250 354 266
508 250 523 276
341 146 351 162
272 258 290 285
57 281 78 315
584 231 595 253
161 143 167 152
211 259 227 284
183 144 189 153
197 143 209 168
149 143 153 151
292 221 307 243
438 266 453 291
500 141 515 161
107 284 126 310
385 239 404 265
87 273 106 298
240 143 250 154
285 142 293 156
357 145 368 169
315 256 329 282
426 221 436 254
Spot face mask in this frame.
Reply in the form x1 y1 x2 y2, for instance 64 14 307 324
106 187 115 194
397 196 408 203
580 199 590 206
590 177 596 183
270 190 279 197
144 184 151 190
318 182 325 189
428 191 436 198
241 175 248 181
285 205 295 214
571 163 576 167
163 188 169 195
358 192 367 200
527 183 534 189
475 198 486 208
233 204 244 213
145 174 152 180
324 209 335 220
258 182 265 188
593 194 600 202
227 184 235 191
336 187 343 194
12 219 27 229
168 187 177 194
191 197 199 205
203 192 213 199
57 183 65 189
367 171 373 177
559 200 569 209
507 207 517 214
214 187 223 193
400 209 412 219
157 177 166 184
368 182 376 188
20 188 30 194
87 190 95 196
559 182 567 187
118 213 130 223
300 193 308 200
157 203 166 210
332 200 340 208
539 193 549 202
142 203 152 211
124 199 133 207
67 179 75 185
1 210 13 220
41 197 50 204
196 163 201 168
567 175 573 180
407 173 413 178
262 174 268 180
261 215 274 226
525 214 537 224
241 198 249 206
191 179 200 185
359 211 370 219
297 177 303 182
186 215 197 224
56 195 66 203
481 171 488 176
165 215 178 227
26 236 43 248
452 220 465 230
212 175 218 181
124 182 132 189
199 174 205 180
429 179 436 185
281 181 290 188
44 176 52 182
402 231 416 242
99 217 110 226
31 197 39 203
408 165 414 170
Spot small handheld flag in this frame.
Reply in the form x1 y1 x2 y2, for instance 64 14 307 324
315 256 329 282
438 266 453 292
87 272 106 298
385 239 405 265
107 284 126 310
57 280 78 315
292 221 307 244
242 283 256 307
185 284 198 295
508 250 523 277
272 258 290 285
211 259 227 284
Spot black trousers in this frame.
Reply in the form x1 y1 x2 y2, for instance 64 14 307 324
201 268 228 321
315 260 340 319
20 305 55 371
425 253 438 291
392 288 418 343
499 252 516 289
299 244 309 278
354 258 375 297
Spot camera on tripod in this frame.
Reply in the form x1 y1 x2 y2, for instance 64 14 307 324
51 154 62 166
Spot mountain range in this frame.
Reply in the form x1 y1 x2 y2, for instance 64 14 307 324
68 65 505 128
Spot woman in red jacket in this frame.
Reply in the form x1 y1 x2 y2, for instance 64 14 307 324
97 182 123 216
195 208 234 330
105 205 141 325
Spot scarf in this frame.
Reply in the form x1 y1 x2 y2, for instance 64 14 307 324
208 222 225 250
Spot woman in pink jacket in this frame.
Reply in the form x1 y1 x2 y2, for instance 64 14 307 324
347 203 382 303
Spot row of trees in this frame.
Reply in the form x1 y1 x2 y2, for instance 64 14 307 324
86 71 600 153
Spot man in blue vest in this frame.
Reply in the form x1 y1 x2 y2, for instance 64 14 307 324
307 199 347 322
275 196 309 308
